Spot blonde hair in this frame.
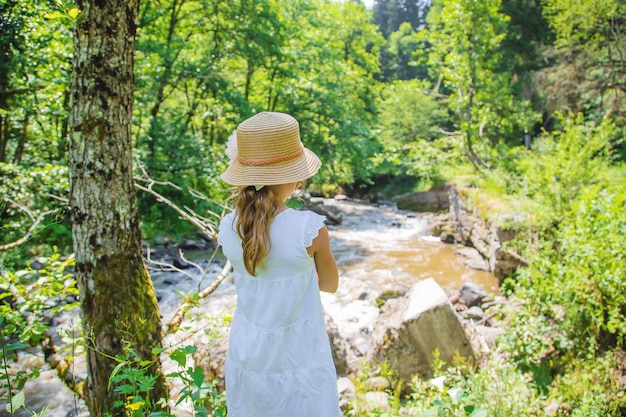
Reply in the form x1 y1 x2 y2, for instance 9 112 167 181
235 186 279 276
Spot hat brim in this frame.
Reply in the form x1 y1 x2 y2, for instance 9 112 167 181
220 147 321 186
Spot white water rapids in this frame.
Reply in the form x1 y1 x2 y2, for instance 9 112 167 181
2 198 499 416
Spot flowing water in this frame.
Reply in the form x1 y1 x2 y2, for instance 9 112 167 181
2 198 499 416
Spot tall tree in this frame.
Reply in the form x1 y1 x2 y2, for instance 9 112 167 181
373 0 430 39
69 0 167 415
421 0 537 167
536 0 625 121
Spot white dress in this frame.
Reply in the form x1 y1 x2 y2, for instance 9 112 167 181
217 208 342 417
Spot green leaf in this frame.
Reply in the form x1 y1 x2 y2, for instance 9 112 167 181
43 11 65 19
152 347 166 355
170 349 187 367
108 362 127 390
5 342 30 351
190 366 205 388
68 8 81 19
471 409 488 417
8 391 25 412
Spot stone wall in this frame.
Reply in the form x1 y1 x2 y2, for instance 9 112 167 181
396 185 528 281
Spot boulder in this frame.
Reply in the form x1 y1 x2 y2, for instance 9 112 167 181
369 279 475 386
395 186 451 212
307 201 343 225
325 311 351 375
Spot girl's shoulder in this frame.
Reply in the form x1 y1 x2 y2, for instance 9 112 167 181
280 209 327 246
282 208 326 223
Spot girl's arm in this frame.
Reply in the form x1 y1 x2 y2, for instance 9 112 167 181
308 225 339 293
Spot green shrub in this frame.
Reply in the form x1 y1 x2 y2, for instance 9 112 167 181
549 349 626 416
403 353 543 417
513 186 626 356
0 252 78 413
482 113 617 226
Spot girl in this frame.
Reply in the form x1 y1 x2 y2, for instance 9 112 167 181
217 112 342 417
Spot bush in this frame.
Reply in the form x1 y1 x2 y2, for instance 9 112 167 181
512 186 626 356
484 113 617 225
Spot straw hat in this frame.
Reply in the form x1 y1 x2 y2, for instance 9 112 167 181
220 112 321 186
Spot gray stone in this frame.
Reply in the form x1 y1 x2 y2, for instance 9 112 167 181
369 279 476 387
459 282 488 307
464 306 485 320
395 186 451 212
447 186 528 280
307 201 343 225
363 391 390 412
475 325 505 346
455 247 490 271
337 377 356 410
366 376 390 391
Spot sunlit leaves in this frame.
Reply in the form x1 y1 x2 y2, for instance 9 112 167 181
419 0 537 164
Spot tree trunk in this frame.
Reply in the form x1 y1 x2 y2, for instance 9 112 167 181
69 1 167 415
0 115 8 163
13 113 27 163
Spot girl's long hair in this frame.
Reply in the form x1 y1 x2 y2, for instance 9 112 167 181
235 186 278 276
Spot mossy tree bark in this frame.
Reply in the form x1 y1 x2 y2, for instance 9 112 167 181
69 1 168 415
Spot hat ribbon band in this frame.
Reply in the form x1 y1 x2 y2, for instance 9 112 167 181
237 147 304 166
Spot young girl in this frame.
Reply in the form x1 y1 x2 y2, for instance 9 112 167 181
217 112 342 417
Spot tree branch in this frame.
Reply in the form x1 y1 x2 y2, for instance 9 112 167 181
0 200 60 252
42 333 85 399
166 259 232 332
133 162 226 240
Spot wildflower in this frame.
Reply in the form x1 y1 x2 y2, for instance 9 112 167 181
125 401 144 411
448 387 462 404
429 376 446 392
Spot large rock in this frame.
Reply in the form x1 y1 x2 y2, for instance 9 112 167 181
369 278 475 386
395 186 451 212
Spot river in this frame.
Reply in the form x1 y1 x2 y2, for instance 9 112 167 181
1 198 499 416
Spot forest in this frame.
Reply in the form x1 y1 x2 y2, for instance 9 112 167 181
1 0 625 416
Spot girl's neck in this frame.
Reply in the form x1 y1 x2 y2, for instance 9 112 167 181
274 204 288 215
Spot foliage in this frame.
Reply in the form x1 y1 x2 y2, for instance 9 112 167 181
0 252 77 413
511 185 626 356
377 79 446 147
373 0 430 40
106 345 164 416
132 0 385 193
419 0 538 167
0 0 74 166
378 22 428 82
164 345 226 417
0 251 77 347
535 0 626 124
548 349 626 416
0 163 71 264
346 351 544 417
105 344 226 417
345 359 404 417
276 0 385 188
486 113 618 225
2 0 625 414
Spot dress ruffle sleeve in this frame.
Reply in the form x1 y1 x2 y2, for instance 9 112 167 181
303 211 327 248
